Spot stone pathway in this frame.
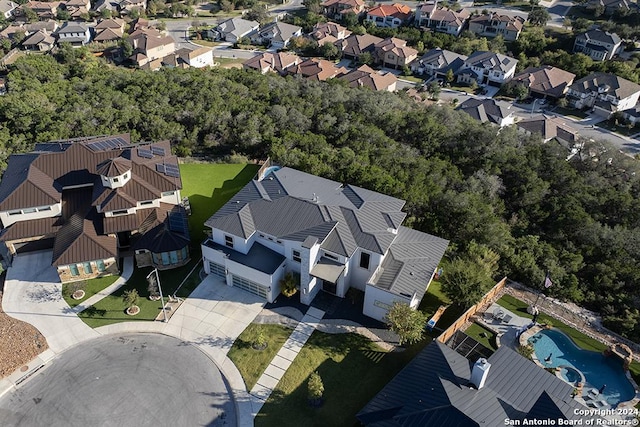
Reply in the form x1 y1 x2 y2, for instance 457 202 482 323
71 257 134 314
249 306 325 417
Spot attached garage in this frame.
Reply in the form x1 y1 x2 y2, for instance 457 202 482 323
13 238 55 254
208 261 226 279
231 275 268 299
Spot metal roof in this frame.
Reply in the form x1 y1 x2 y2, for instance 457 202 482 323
204 240 285 275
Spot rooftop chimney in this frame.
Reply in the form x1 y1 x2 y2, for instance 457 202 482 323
470 358 491 389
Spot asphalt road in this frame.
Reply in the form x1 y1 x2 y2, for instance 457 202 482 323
0 334 235 427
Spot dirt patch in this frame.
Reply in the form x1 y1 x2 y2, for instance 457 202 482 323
0 280 49 378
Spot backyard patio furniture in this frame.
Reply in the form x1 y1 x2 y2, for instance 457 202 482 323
493 308 505 321
502 314 513 324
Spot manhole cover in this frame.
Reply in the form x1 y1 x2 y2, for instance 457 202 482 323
20 365 28 372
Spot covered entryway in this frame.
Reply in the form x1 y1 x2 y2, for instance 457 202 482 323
231 275 268 299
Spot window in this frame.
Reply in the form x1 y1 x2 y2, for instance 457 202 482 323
113 177 119 182
96 260 106 272
112 210 128 216
140 201 153 206
37 206 52 211
70 264 79 276
8 210 21 216
324 252 338 261
292 250 301 263
162 191 175 197
83 262 92 274
259 234 265 238
225 235 234 248
360 252 370 269
123 173 128 179
22 208 37 214
170 251 179 264
161 252 170 265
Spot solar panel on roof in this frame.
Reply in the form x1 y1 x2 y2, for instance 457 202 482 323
168 212 188 234
138 148 153 159
151 146 165 156
166 169 180 178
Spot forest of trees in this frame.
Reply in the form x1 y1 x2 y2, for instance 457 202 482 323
1 51 640 340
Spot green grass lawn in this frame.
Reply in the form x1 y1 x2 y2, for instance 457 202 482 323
78 257 201 328
255 330 431 427
179 163 259 244
61 276 119 308
596 120 638 137
553 106 589 120
228 324 293 390
464 323 498 351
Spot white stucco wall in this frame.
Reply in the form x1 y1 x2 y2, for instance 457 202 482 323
0 202 62 227
363 284 411 322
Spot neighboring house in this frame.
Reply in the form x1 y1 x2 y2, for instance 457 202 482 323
339 64 398 91
62 0 90 19
243 51 302 75
21 1 60 20
334 33 383 60
573 28 622 61
0 24 26 41
374 37 418 69
21 29 55 51
289 58 348 81
357 341 590 426
621 105 640 125
129 27 176 67
587 0 635 15
468 13 525 41
517 114 580 145
457 50 518 86
0 0 17 19
566 72 640 117
511 66 576 99
118 0 146 14
25 20 59 35
321 0 365 20
309 21 351 46
457 98 516 127
366 3 413 28
201 167 448 321
175 46 214 68
410 48 467 77
0 134 190 282
56 22 91 47
253 21 303 49
414 2 470 36
93 18 125 43
213 17 260 43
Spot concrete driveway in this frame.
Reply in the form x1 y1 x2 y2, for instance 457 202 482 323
0 334 235 427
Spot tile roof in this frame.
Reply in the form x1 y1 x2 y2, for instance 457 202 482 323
358 342 590 427
457 98 513 124
516 114 579 143
94 27 123 42
216 17 259 39
470 12 525 32
290 58 348 81
258 21 302 43
310 22 350 41
243 51 301 74
412 48 467 73
512 65 576 98
375 37 418 59
367 3 412 19
569 72 640 100
129 27 175 52
335 33 383 57
339 64 397 91
465 50 518 73
57 22 88 34
578 28 621 45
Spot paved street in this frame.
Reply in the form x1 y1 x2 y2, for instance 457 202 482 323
0 334 234 427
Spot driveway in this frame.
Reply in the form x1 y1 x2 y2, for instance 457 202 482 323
0 334 235 427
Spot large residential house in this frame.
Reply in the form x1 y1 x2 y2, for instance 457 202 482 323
366 3 413 28
573 29 622 61
289 58 348 81
172 46 214 68
309 22 351 45
20 1 59 20
587 0 636 15
201 167 448 321
340 65 398 91
566 72 640 117
468 13 525 41
0 0 17 19
414 2 470 36
357 341 589 426
621 105 640 125
410 48 467 77
243 52 302 75
321 0 365 20
93 18 125 43
252 21 303 49
56 22 91 47
457 51 518 86
128 27 176 67
457 98 516 127
517 115 579 146
21 30 55 51
334 33 383 60
0 135 190 283
212 18 260 43
511 66 576 99
374 37 418 69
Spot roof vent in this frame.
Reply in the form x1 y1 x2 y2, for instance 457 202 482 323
470 358 491 390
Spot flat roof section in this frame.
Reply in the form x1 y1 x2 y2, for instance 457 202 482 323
204 240 285 275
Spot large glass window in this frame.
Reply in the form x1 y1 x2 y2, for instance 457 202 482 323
292 250 301 263
225 235 234 248
83 262 92 274
170 251 178 264
181 247 188 260
96 260 106 272
161 252 170 265
70 264 79 276
360 252 370 270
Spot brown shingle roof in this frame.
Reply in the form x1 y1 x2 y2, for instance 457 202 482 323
512 66 576 98
339 65 397 91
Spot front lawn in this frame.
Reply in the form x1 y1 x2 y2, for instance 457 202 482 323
464 323 497 351
78 257 201 328
596 120 638 137
179 163 259 244
255 331 431 427
62 276 119 308
228 323 293 390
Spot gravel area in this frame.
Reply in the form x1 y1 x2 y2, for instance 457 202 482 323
0 282 48 378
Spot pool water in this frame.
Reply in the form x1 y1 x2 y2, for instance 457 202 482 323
528 328 635 406
560 366 583 385
260 166 281 180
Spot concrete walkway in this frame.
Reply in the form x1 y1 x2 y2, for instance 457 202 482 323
71 257 134 314
249 306 325 417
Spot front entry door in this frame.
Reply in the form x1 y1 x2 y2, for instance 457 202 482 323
322 280 337 295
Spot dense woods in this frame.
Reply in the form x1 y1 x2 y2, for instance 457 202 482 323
1 52 640 340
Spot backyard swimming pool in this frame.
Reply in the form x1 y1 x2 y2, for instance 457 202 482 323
528 328 635 406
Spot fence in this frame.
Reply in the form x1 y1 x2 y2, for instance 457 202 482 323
255 157 273 180
437 277 508 344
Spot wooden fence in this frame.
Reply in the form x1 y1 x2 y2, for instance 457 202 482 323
437 277 508 344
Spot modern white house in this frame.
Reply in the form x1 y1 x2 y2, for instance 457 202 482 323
566 72 640 117
201 167 448 322
56 22 91 47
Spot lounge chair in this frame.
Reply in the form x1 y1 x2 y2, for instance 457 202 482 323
502 314 513 324
493 309 505 321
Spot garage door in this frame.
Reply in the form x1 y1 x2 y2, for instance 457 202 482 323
14 238 55 254
231 275 268 299
208 262 226 279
